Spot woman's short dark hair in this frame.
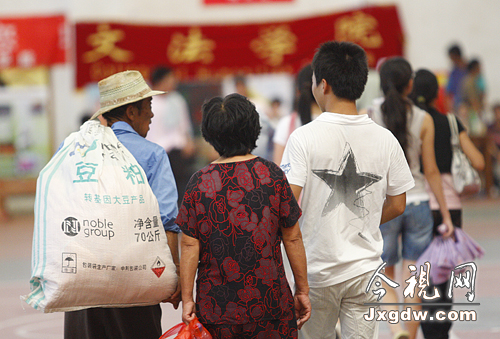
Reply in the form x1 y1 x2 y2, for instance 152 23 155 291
201 93 261 158
311 41 368 101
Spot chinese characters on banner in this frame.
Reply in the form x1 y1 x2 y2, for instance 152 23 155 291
75 5 403 88
0 15 67 69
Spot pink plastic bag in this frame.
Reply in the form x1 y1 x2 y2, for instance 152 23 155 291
159 317 212 339
416 227 484 285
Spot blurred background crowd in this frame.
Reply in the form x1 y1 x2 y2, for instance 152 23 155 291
1 1 500 218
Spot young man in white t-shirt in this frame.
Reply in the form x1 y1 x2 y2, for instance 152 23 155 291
281 41 415 339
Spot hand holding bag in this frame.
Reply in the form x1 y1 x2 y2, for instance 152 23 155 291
160 317 212 339
447 113 481 195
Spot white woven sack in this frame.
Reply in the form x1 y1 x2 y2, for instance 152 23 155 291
22 120 177 313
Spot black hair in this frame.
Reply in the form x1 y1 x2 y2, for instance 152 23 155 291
80 112 93 125
295 64 314 125
101 100 143 125
311 41 368 101
448 44 462 57
408 69 439 113
379 57 413 159
201 93 261 157
467 59 480 72
271 98 282 106
150 66 173 86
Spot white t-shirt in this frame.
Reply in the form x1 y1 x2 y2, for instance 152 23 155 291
281 112 414 288
147 91 193 153
273 113 301 147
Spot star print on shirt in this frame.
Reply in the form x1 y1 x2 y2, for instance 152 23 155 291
312 143 382 219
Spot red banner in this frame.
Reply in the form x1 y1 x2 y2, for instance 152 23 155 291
0 15 67 69
204 0 293 4
75 5 403 88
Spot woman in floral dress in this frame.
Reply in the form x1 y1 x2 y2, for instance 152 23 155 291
177 93 310 339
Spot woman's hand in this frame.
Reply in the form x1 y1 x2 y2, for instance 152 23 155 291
441 215 455 238
294 293 311 329
182 300 197 325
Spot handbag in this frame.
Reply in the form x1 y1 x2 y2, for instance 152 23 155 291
447 113 481 195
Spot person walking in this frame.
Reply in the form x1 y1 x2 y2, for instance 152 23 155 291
369 57 454 339
281 41 415 339
409 69 484 339
178 93 311 339
64 70 181 339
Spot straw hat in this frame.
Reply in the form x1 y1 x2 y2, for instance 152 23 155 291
90 70 165 120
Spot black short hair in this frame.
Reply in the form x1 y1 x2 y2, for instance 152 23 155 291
311 41 368 101
201 93 261 157
448 44 462 57
101 100 143 125
467 59 480 72
150 66 173 86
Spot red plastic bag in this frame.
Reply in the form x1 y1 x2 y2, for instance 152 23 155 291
159 317 212 339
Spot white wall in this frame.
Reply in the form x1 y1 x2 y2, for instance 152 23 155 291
2 0 500 147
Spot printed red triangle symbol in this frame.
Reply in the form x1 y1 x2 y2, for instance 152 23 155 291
152 267 165 278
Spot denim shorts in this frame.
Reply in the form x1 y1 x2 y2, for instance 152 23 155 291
380 201 433 266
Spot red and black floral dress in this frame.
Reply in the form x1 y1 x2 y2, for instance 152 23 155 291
177 157 301 327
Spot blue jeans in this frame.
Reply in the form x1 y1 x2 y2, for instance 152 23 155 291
380 201 433 266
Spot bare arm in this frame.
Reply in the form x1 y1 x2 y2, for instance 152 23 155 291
281 221 311 329
163 231 181 308
421 114 454 237
290 184 303 202
380 193 406 225
180 234 200 324
459 131 485 171
273 143 286 166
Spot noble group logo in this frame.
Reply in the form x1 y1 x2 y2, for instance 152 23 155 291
61 217 81 236
61 217 115 240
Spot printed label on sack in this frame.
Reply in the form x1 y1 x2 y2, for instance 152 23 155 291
61 253 76 274
62 253 77 274
151 257 166 278
62 217 81 236
83 193 146 205
70 141 146 186
61 217 115 240
134 216 161 243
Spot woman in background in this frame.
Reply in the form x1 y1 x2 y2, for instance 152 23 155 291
409 69 484 339
369 57 454 339
178 93 311 339
273 64 321 165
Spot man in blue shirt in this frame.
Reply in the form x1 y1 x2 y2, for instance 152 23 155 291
446 44 467 112
64 71 181 339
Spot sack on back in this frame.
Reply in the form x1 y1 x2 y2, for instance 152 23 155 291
22 120 177 313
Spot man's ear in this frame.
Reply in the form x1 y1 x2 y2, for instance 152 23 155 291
321 79 330 95
125 103 139 121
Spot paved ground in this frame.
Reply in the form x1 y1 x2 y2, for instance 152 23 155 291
0 196 499 338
